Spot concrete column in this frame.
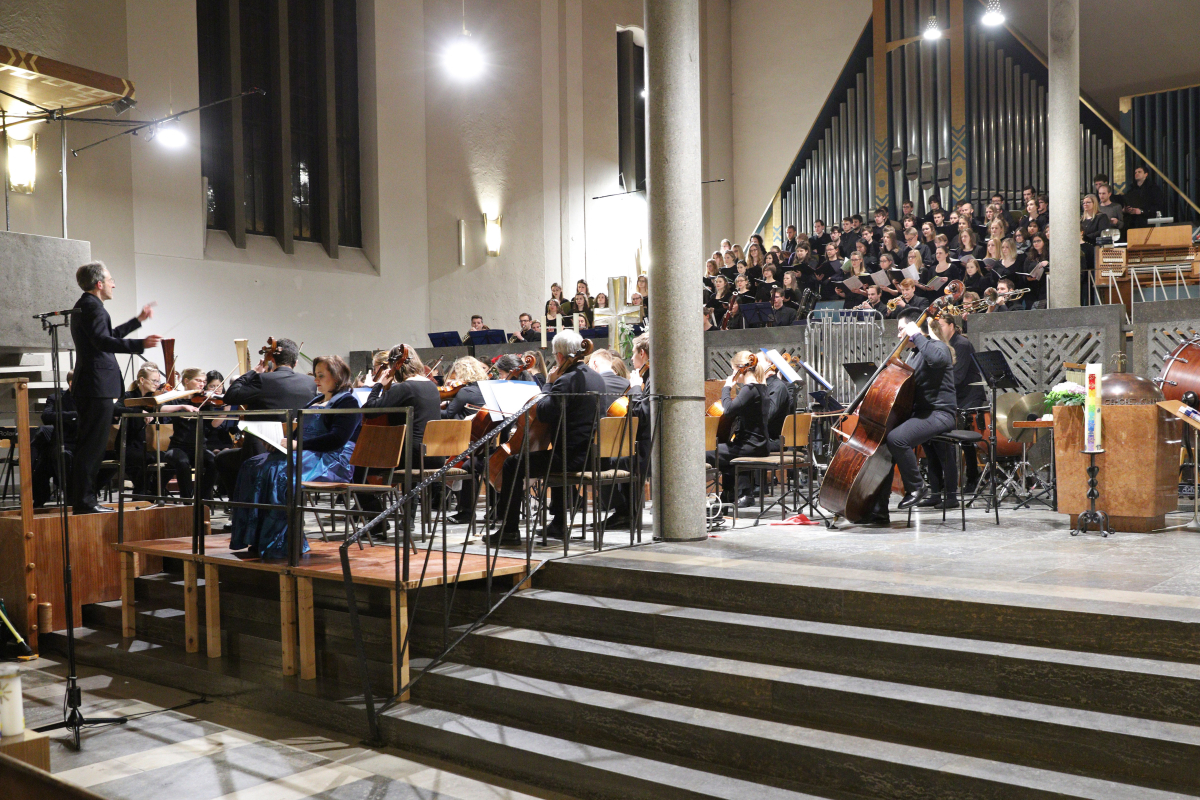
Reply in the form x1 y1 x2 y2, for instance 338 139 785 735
645 0 707 542
1046 0 1080 308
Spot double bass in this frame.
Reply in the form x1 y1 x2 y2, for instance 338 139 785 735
486 339 594 489
818 281 964 522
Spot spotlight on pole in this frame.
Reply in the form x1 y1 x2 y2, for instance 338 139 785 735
156 121 186 149
982 0 1005 26
444 34 485 81
923 15 942 40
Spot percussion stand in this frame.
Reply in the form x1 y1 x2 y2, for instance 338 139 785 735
969 351 1020 519
1158 422 1200 532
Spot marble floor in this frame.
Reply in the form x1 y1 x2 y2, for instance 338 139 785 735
18 657 576 800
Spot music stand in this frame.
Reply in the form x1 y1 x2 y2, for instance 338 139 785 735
842 362 877 397
971 350 1020 520
428 331 461 347
468 330 508 346
579 327 609 340
739 303 773 328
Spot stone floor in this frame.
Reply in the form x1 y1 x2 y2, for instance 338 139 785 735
19 657 575 800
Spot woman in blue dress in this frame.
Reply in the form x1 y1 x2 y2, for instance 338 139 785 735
231 355 360 558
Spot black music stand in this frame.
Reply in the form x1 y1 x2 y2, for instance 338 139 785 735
843 362 877 397
970 350 1020 521
740 303 773 328
468 330 508 346
428 331 461 347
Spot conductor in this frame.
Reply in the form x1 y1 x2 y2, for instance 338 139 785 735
69 262 160 514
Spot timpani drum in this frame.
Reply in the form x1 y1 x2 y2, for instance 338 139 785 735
1157 336 1200 403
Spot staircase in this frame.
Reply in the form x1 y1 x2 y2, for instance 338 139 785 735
59 553 1200 799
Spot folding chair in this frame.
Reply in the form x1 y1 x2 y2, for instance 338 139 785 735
302 424 411 550
731 413 814 527
567 416 640 547
394 419 473 538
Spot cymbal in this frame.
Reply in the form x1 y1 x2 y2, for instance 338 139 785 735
992 392 1020 442
1006 392 1046 443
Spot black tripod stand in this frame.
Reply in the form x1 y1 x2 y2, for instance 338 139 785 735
969 350 1020 523
31 309 126 749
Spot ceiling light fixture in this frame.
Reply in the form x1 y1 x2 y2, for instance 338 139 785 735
982 0 1005 26
444 0 484 81
923 15 942 40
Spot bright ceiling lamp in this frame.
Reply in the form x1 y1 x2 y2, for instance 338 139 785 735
982 0 1005 26
155 120 186 148
923 15 942 40
444 0 484 81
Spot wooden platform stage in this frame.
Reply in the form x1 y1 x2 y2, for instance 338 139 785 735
113 534 528 699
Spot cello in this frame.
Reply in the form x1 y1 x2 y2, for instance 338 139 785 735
713 354 758 445
818 281 964 522
486 339 594 490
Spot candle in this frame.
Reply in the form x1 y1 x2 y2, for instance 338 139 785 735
1084 363 1102 452
0 664 23 736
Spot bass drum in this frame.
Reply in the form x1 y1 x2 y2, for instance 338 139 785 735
1158 337 1200 403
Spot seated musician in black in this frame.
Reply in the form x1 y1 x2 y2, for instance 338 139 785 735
440 356 489 525
360 344 442 536
764 359 794 452
491 329 606 546
707 351 770 508
924 313 986 504
215 338 316 498
866 308 957 523
32 370 77 507
605 334 651 530
886 278 929 318
160 367 217 500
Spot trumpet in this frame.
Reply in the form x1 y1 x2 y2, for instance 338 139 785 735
885 296 904 312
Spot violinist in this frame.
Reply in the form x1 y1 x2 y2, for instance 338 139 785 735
708 352 770 508
587 349 630 412
441 357 490 525
117 363 161 495
158 368 218 500
522 351 549 386
494 353 536 382
866 307 957 524
214 338 316 500
203 370 239 451
604 334 651 530
491 330 606 547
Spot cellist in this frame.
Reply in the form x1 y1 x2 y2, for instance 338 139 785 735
867 307 957 524
490 329 606 547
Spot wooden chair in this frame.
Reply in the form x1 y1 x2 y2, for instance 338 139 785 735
731 413 814 527
302 424 410 549
143 422 175 497
393 419 473 537
705 415 720 496
563 415 640 546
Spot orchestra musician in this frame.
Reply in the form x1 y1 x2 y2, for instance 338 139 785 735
440 356 490 525
587 349 630 412
605 334 651 529
928 313 985 502
708 351 770 508
32 370 76 508
866 307 957 524
68 261 161 514
231 355 360 557
491 329 606 546
157 368 221 500
214 338 316 500
359 344 442 535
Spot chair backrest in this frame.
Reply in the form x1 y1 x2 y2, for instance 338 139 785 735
781 413 813 448
596 416 638 460
146 422 173 453
349 424 406 470
421 419 472 458
704 416 719 451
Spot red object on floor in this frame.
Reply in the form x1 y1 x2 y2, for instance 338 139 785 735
769 514 819 526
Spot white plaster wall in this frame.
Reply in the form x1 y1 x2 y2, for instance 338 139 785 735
729 0 872 239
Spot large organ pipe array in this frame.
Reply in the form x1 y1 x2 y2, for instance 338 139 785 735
1122 84 1199 224
769 1 1114 240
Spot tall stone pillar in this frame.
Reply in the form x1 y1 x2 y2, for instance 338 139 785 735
645 0 707 542
1047 0 1080 308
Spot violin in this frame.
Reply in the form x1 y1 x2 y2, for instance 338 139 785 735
439 379 467 400
714 354 758 445
259 337 283 371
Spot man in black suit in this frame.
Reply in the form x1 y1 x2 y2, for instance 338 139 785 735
68 262 161 514
491 329 605 546
587 348 630 412
768 289 799 326
214 338 316 498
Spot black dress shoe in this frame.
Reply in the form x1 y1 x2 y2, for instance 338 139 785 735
486 529 522 547
604 514 631 530
939 496 960 509
863 514 891 527
736 495 757 509
448 511 475 525
538 525 566 541
73 504 115 515
897 485 928 510
917 493 943 508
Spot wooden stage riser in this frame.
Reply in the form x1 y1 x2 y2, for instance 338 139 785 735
0 505 199 650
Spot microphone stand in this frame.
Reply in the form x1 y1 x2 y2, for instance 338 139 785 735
31 309 127 749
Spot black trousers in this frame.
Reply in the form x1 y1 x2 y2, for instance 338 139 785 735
162 447 216 499
709 441 768 500
69 396 115 509
924 439 958 498
499 450 566 532
886 410 956 494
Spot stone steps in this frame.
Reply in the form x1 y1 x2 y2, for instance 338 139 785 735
410 660 1194 800
440 623 1200 794
487 588 1200 725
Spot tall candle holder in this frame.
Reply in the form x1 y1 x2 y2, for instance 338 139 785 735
1072 449 1113 537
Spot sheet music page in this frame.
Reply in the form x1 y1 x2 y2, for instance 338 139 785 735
478 380 541 422
842 276 864 291
927 275 948 290
869 270 891 286
238 420 287 454
351 387 372 406
761 349 803 383
902 265 920 281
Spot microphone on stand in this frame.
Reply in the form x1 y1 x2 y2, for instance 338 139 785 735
33 308 80 319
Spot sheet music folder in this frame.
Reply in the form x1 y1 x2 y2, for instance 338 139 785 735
428 331 461 347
